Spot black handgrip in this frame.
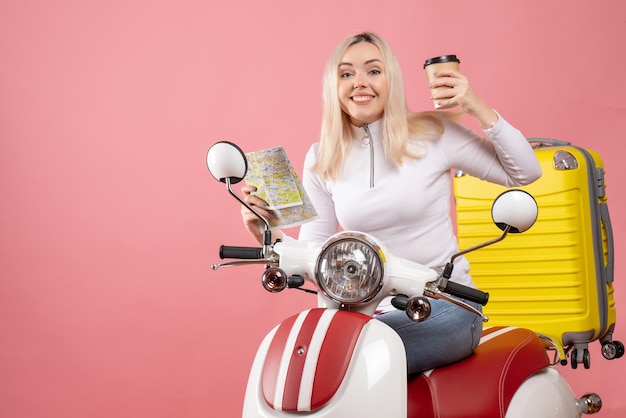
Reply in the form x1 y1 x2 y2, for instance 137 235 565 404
444 281 489 306
219 245 263 260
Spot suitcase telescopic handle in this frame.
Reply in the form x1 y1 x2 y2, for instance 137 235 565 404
527 137 571 147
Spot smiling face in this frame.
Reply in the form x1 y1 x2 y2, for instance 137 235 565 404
337 41 388 127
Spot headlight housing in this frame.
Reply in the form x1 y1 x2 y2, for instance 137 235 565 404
315 232 385 305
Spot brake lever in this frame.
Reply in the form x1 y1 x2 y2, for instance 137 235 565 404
423 282 489 322
211 258 275 270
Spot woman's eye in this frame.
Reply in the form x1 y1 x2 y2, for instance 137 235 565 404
340 72 353 78
370 69 381 75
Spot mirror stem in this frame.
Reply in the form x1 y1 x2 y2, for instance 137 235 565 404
450 224 511 265
438 224 512 293
225 178 273 247
440 224 512 286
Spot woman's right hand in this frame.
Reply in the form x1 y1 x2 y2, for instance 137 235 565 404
241 185 272 245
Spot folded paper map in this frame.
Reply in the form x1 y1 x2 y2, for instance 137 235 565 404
245 146 317 229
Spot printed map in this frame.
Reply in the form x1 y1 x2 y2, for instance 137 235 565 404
245 146 317 229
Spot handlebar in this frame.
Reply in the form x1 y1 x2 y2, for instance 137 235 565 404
444 281 489 306
219 245 264 260
217 245 490 306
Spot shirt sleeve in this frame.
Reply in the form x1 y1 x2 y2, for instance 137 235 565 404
441 112 542 187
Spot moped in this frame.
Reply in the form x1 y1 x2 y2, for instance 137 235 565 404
206 141 602 417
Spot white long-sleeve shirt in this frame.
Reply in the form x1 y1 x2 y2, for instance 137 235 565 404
297 114 542 287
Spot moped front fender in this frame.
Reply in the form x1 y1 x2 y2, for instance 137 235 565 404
242 308 407 417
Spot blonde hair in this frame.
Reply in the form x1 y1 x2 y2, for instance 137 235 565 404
313 32 444 180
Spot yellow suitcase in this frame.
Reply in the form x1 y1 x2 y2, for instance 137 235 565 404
454 138 622 368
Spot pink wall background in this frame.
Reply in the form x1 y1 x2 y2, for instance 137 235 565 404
1 1 625 417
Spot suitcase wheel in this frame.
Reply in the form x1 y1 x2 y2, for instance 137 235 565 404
571 348 591 369
601 340 625 360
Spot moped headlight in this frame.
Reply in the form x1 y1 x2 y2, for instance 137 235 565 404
315 232 385 305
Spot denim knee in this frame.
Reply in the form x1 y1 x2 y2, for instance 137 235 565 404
375 297 483 373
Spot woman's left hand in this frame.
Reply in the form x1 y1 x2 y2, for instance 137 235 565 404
429 69 498 129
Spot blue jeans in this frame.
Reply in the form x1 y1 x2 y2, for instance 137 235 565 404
375 297 483 374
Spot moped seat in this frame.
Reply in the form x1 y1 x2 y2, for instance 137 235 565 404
407 326 550 418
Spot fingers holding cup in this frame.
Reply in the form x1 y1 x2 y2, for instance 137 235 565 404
424 55 460 109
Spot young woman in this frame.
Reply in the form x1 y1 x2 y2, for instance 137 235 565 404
240 32 541 374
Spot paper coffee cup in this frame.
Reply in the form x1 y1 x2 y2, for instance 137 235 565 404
424 55 460 109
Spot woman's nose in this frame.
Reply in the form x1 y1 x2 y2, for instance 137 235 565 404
354 73 367 88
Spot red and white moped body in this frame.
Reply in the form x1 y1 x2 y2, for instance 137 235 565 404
240 240 596 418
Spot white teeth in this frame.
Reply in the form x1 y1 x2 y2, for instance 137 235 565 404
353 96 373 102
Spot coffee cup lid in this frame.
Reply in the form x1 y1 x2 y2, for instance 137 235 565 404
423 55 460 68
